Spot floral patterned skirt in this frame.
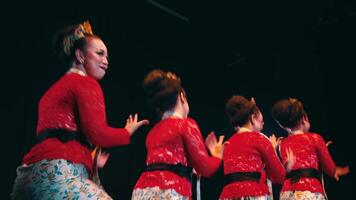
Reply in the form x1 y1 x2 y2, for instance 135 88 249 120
219 195 270 200
280 191 326 200
11 159 112 200
132 186 189 200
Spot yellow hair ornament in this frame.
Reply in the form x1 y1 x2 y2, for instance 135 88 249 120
63 21 94 55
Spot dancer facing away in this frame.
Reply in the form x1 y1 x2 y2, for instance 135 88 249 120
11 21 148 199
131 69 225 200
219 95 294 200
271 98 350 200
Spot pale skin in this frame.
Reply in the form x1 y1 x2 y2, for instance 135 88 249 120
205 132 226 159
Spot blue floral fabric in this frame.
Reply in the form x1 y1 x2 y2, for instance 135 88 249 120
11 159 112 200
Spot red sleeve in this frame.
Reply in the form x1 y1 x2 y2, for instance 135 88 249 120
73 77 130 147
181 118 222 177
312 134 336 176
257 135 286 184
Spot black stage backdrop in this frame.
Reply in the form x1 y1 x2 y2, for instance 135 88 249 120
2 1 354 199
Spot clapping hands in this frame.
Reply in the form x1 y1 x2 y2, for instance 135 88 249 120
205 131 228 159
269 134 283 149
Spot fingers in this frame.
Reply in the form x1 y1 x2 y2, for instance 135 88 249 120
126 114 133 123
97 152 110 168
124 113 149 135
218 135 225 145
289 148 295 158
134 113 138 122
326 141 333 147
286 147 295 162
345 166 350 173
285 147 296 171
126 114 148 125
270 134 283 143
334 166 350 181
269 134 276 140
334 174 340 181
286 147 291 155
211 132 217 142
206 134 226 159
342 166 350 175
205 132 215 150
205 131 217 144
138 119 150 126
100 152 110 160
339 166 350 175
207 131 216 139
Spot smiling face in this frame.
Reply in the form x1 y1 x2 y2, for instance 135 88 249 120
80 37 109 80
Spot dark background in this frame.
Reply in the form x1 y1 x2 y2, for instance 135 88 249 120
2 0 354 199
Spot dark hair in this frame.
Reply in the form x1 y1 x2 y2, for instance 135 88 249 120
52 22 100 66
225 95 260 127
270 98 306 129
142 69 183 114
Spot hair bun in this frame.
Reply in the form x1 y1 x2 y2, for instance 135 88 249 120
271 98 305 128
52 21 94 60
143 69 182 113
225 95 257 127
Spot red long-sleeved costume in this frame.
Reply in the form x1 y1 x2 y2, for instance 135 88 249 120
23 73 130 173
220 131 286 199
133 118 222 197
279 133 336 193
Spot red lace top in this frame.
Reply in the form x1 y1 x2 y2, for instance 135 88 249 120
22 73 130 173
279 133 336 193
219 131 286 199
133 118 222 198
